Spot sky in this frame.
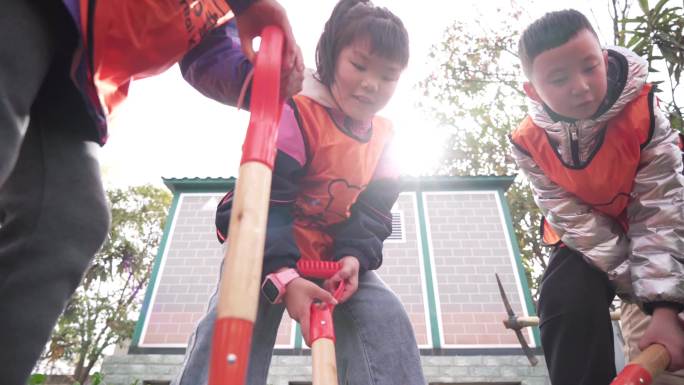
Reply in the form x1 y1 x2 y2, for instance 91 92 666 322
100 0 626 189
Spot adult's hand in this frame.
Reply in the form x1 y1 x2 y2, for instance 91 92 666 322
234 0 304 84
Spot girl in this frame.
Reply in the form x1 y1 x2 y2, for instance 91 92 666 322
173 1 426 384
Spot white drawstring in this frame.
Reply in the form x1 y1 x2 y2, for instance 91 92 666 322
236 67 255 111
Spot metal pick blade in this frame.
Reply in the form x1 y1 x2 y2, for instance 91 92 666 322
515 328 539 366
495 273 515 317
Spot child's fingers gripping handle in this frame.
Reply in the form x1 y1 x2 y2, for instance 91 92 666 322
333 281 345 301
611 344 670 385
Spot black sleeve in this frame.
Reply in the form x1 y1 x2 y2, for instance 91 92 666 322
330 178 400 272
215 151 303 278
224 0 254 15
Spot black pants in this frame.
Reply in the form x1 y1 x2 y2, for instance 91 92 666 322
0 1 109 384
538 246 617 385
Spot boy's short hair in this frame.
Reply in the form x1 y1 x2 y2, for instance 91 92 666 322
518 9 599 77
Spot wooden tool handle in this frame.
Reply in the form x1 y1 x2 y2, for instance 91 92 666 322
610 344 670 385
516 316 540 327
505 312 619 330
632 344 670 378
312 338 339 385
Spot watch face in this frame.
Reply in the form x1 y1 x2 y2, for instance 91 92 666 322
262 279 280 303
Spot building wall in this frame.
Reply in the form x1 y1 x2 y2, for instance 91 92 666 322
104 179 546 384
423 191 532 348
135 193 297 349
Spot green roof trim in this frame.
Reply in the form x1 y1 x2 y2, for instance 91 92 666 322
497 189 541 346
416 192 442 349
401 175 515 192
162 176 516 194
162 177 236 193
131 192 181 348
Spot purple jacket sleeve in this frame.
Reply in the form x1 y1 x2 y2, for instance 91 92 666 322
179 20 253 108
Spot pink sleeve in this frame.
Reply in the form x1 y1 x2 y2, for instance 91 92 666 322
372 139 400 180
276 103 307 167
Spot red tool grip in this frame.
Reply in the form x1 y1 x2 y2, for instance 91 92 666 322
310 304 335 343
209 317 254 385
610 364 653 385
297 260 341 279
241 26 284 169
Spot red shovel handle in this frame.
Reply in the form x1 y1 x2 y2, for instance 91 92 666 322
208 25 283 385
296 259 345 343
298 260 342 385
297 260 342 280
240 26 284 168
611 344 670 385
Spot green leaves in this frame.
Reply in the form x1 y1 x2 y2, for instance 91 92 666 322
620 0 683 130
27 374 46 385
418 5 544 296
36 185 171 384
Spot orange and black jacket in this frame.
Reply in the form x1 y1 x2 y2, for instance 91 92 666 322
58 0 253 144
215 93 399 278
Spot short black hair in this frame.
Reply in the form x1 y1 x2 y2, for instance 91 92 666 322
315 0 409 88
518 9 598 77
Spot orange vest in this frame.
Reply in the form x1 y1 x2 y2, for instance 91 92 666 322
289 95 393 260
78 0 233 119
511 84 655 245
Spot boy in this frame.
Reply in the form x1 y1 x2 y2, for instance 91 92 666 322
510 9 684 385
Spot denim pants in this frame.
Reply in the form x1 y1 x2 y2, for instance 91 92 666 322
173 270 426 385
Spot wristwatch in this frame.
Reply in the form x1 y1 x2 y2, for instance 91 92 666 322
261 268 300 304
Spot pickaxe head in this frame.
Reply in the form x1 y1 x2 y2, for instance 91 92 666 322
495 273 539 366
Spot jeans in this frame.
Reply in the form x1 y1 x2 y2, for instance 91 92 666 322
173 269 426 385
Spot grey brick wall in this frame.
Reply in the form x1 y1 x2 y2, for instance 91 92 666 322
378 193 430 346
423 192 534 347
101 353 550 385
140 193 294 348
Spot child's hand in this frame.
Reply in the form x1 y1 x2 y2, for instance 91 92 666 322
234 0 304 74
323 256 360 304
283 277 337 346
638 306 684 371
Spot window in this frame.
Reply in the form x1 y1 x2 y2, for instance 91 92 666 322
386 210 406 242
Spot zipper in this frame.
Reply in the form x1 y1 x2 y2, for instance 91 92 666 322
87 0 96 75
568 122 581 166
